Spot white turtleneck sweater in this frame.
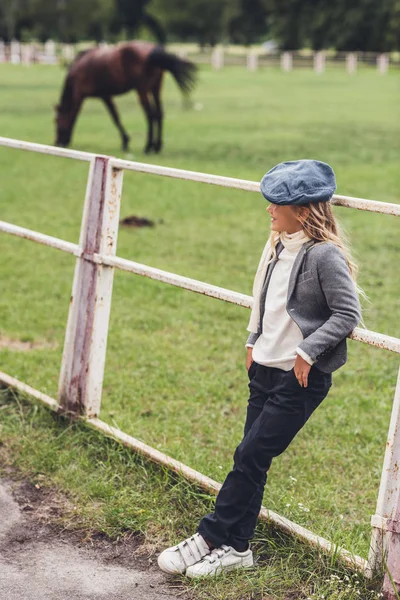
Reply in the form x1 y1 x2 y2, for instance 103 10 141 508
249 229 315 371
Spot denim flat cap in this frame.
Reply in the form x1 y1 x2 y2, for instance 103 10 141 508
260 159 336 206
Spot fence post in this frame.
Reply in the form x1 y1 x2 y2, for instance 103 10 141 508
377 53 389 75
367 365 400 579
10 39 20 64
62 44 75 63
281 51 293 72
211 46 224 70
346 52 357 74
314 51 325 74
44 39 57 64
58 157 123 417
21 44 34 66
0 40 5 63
247 52 258 71
382 484 400 600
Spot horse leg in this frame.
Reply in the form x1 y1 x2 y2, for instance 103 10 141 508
152 74 164 154
138 91 155 154
102 97 130 151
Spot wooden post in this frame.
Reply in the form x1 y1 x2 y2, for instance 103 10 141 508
281 51 293 72
314 51 325 74
247 52 258 71
367 365 400 580
346 52 357 74
377 53 389 75
58 157 123 417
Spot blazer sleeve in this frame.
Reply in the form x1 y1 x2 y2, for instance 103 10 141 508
245 331 260 348
297 245 362 362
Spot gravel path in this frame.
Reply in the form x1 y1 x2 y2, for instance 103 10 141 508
0 479 185 600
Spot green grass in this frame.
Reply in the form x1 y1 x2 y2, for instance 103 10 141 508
0 62 399 598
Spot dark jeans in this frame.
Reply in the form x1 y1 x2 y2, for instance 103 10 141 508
197 361 332 551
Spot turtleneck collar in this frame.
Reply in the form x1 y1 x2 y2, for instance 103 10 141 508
280 229 312 253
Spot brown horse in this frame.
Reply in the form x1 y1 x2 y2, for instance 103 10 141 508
55 41 197 153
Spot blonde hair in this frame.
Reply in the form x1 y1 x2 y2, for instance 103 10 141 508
267 201 369 323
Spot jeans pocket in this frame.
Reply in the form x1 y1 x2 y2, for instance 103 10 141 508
286 367 301 387
248 360 257 379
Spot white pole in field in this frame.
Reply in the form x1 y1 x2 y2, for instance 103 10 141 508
367 365 400 579
0 40 5 63
21 44 34 66
281 51 293 72
10 39 21 64
377 53 389 75
314 51 325 74
31 42 40 64
211 46 224 70
58 157 124 418
44 39 57 64
247 52 258 71
62 44 75 63
346 52 357 74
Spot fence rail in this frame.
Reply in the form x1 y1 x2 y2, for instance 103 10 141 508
1 218 400 354
0 136 399 598
0 40 398 74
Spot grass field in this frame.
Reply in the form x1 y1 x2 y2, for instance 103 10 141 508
0 62 399 599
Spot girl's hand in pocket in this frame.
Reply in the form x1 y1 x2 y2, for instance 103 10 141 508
294 354 312 387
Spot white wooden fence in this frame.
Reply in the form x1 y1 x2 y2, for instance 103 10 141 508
0 40 397 74
0 136 399 598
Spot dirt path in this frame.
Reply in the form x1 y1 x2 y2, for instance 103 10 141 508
0 478 187 600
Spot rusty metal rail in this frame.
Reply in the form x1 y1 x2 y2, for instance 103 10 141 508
1 137 400 216
1 219 399 355
0 136 399 597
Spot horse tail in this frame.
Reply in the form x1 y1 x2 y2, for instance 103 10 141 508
148 47 197 95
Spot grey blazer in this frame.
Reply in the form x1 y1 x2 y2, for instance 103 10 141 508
247 239 362 373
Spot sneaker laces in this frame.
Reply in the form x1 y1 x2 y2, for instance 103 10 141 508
203 544 231 563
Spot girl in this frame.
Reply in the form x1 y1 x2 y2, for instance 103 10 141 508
157 159 363 578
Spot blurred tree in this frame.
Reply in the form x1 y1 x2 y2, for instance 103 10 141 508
266 0 400 51
333 0 399 51
115 0 166 43
0 0 22 40
0 0 398 51
226 0 269 45
265 0 306 50
149 0 269 45
385 0 400 50
149 0 230 45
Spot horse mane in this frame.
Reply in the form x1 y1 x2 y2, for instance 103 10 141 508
67 48 92 72
59 75 75 113
59 49 93 113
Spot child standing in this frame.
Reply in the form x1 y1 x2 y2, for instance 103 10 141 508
158 160 362 578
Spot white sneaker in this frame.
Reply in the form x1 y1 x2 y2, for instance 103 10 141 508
185 544 254 578
157 532 211 574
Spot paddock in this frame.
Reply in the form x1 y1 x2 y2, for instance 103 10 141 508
0 136 399 597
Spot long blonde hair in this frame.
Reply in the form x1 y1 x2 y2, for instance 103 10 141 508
267 201 369 320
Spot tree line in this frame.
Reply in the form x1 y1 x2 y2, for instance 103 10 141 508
1 0 399 51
